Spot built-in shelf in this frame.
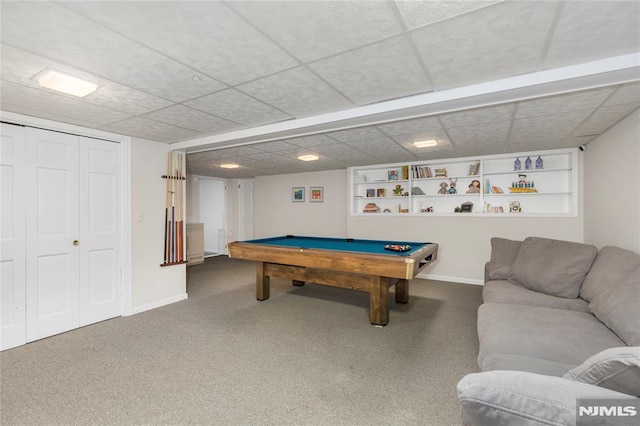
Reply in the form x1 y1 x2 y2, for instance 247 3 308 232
349 148 578 217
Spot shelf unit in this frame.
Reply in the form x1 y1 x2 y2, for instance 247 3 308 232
349 148 578 217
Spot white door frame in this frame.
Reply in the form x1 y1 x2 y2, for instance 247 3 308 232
0 111 134 317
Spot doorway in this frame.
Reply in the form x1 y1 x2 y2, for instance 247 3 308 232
198 177 226 257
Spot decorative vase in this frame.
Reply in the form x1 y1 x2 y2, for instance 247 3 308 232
514 158 521 171
525 156 532 170
536 156 543 169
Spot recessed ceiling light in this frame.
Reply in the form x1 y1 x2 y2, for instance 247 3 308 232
220 163 239 169
414 139 438 148
33 69 98 97
298 154 319 162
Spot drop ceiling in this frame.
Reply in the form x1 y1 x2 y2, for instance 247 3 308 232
1 1 639 179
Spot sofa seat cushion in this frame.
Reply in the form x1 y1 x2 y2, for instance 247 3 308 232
507 237 597 298
483 280 590 312
480 352 577 376
589 267 640 346
580 246 640 302
478 303 626 370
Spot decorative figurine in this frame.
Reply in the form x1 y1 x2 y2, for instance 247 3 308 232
448 178 458 194
525 156 532 170
466 180 481 193
393 184 404 196
514 157 521 171
438 182 449 194
536 156 544 169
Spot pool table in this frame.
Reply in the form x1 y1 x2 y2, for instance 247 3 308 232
227 235 438 326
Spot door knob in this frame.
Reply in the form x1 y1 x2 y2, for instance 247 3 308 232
73 240 79 246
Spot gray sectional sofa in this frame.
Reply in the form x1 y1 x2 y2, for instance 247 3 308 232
457 237 640 425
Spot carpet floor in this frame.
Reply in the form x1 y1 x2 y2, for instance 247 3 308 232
1 256 483 425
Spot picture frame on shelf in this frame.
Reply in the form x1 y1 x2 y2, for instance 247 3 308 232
292 187 305 202
376 188 386 197
388 169 398 180
310 186 324 202
366 189 376 198
509 201 521 213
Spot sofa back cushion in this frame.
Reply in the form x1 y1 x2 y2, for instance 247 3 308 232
507 237 597 298
486 238 522 281
589 267 640 346
580 246 640 302
563 346 640 396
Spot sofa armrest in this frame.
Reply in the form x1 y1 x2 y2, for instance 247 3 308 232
484 262 490 283
457 370 636 426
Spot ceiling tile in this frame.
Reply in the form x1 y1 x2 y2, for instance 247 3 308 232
230 1 403 63
142 105 238 134
440 104 515 128
285 134 341 148
1 80 131 127
312 144 373 162
1 2 226 102
184 89 291 126
446 121 511 147
346 137 413 156
326 126 387 143
605 82 640 107
63 1 298 86
572 103 640 136
0 44 173 116
543 0 640 69
508 109 594 149
237 67 354 117
101 117 201 143
411 1 556 90
377 116 444 136
309 36 431 105
516 88 614 119
251 140 299 152
396 0 502 30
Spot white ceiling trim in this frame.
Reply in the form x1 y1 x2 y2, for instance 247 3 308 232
171 53 640 154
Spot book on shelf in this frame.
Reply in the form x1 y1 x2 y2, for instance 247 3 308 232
484 179 503 194
411 165 432 179
468 161 480 176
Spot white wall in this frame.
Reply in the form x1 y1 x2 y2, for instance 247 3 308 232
185 174 200 223
131 138 186 311
253 162 584 284
584 109 640 253
199 178 226 253
254 170 348 238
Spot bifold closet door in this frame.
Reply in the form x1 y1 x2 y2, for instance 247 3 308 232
25 128 80 342
78 137 122 326
1 124 27 350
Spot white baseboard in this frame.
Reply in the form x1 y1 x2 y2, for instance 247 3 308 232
128 293 188 316
416 273 484 286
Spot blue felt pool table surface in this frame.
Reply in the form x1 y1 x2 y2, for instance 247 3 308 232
242 235 429 256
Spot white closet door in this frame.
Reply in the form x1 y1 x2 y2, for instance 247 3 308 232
238 179 255 241
79 137 122 325
25 128 80 342
0 124 27 350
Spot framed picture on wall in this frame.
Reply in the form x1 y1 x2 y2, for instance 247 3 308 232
292 187 305 202
310 186 324 202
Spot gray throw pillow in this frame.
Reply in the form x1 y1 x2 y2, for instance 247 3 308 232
486 238 521 281
508 237 597 298
589 268 640 346
563 347 640 396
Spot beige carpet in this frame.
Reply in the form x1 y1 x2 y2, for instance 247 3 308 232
1 256 483 425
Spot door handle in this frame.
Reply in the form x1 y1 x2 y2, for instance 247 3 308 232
73 240 79 246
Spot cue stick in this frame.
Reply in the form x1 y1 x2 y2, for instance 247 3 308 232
164 151 171 264
178 153 184 262
171 151 176 263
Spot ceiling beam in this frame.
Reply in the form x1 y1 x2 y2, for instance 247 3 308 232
171 53 640 153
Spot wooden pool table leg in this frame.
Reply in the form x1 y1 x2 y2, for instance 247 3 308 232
256 262 270 300
369 276 389 326
395 279 409 304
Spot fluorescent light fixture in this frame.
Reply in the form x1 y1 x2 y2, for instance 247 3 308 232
220 163 239 169
34 69 98 97
414 139 438 148
298 154 319 162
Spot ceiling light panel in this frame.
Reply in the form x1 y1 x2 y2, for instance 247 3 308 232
34 69 98 97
